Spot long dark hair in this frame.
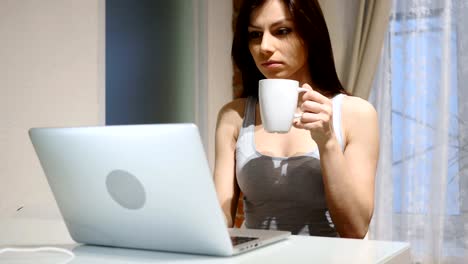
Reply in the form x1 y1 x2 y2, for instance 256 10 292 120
232 0 349 98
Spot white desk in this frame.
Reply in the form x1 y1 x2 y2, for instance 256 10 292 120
0 217 410 264
0 218 410 263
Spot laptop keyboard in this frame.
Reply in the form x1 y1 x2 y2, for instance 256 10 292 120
230 236 258 246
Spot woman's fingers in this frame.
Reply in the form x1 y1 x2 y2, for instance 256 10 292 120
295 83 333 133
293 114 328 130
301 83 314 91
300 101 321 113
301 86 328 104
300 100 332 118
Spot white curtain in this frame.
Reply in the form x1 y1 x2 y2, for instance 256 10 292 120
319 0 391 98
369 0 468 263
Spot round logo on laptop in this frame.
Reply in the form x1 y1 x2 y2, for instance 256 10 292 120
105 169 146 210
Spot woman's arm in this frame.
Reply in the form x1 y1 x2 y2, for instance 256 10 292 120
319 96 378 238
295 86 379 238
213 99 244 227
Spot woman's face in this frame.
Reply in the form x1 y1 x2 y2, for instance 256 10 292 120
248 0 309 81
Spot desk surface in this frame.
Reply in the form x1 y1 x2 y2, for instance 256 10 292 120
0 218 410 264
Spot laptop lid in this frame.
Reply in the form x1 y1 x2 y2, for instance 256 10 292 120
29 123 237 256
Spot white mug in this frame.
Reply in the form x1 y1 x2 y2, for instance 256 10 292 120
259 79 308 133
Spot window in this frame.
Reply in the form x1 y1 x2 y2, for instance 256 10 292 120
389 9 460 215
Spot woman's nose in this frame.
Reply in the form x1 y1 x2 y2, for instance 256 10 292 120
260 33 274 54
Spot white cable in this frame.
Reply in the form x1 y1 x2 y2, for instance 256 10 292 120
0 247 75 264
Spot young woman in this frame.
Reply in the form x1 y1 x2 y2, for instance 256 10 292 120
214 0 379 238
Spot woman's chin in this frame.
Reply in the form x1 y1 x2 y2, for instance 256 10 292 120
261 72 291 80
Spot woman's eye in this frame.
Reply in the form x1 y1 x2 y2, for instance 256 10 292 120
276 28 292 35
248 31 262 40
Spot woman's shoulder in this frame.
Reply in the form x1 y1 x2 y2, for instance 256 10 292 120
341 95 378 140
341 95 377 118
220 97 248 112
216 97 249 130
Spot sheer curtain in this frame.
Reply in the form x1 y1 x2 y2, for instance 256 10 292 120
369 0 468 263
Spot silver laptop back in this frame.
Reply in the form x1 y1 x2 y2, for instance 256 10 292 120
29 124 234 256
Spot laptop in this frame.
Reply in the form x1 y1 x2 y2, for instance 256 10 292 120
28 123 290 256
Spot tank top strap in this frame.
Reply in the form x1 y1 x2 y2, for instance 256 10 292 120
332 93 345 152
236 97 258 160
241 96 257 130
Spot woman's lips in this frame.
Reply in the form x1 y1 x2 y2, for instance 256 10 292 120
261 60 283 69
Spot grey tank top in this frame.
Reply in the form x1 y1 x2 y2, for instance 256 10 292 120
235 94 345 236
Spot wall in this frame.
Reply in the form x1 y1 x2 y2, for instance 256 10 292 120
0 0 232 245
204 0 234 168
0 0 105 244
106 0 196 125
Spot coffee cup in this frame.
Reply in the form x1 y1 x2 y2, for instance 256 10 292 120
258 79 308 133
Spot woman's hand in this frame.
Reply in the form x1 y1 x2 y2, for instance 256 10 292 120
293 83 335 147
